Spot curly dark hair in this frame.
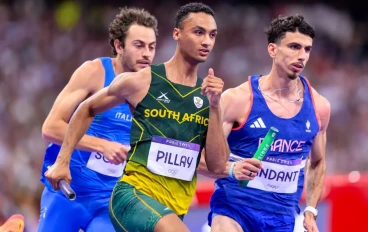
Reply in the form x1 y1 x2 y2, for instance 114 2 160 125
175 2 215 29
109 7 158 56
265 14 315 44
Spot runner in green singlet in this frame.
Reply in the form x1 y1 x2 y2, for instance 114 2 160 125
55 3 230 232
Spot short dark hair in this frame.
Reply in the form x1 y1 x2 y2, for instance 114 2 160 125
109 7 158 56
175 2 215 29
265 14 315 44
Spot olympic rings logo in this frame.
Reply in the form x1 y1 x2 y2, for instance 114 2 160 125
107 169 118 174
168 169 178 175
267 184 279 190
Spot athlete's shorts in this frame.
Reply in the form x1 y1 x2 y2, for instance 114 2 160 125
37 187 115 232
109 181 182 232
208 188 295 232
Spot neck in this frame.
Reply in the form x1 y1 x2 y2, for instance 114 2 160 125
164 47 199 86
262 66 299 98
113 55 126 74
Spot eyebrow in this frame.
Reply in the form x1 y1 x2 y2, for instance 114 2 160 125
287 42 312 48
132 40 157 45
191 26 217 33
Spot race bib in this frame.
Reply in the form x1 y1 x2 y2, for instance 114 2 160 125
86 152 126 177
147 136 200 181
247 156 303 193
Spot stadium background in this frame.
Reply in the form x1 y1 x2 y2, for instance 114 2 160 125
1 0 367 231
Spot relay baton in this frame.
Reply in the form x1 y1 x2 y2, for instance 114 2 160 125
58 179 76 200
238 126 279 188
47 166 76 200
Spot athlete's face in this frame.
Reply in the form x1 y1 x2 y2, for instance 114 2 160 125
268 31 313 80
118 24 157 72
174 12 217 63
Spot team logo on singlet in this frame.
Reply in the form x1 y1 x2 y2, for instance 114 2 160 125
193 96 203 108
156 91 170 103
306 120 311 132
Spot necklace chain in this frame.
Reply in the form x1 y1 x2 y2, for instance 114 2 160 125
258 77 301 103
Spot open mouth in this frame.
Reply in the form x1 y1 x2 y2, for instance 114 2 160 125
291 63 304 72
199 49 209 56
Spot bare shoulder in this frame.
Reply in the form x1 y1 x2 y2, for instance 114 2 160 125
108 67 152 106
311 87 331 131
80 59 105 79
111 66 152 89
133 66 152 83
70 59 105 92
223 81 250 103
222 81 252 123
223 81 251 108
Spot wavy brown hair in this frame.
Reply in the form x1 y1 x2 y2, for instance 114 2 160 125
109 7 158 55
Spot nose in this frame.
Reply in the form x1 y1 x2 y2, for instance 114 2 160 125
142 46 154 60
297 49 308 62
201 34 212 48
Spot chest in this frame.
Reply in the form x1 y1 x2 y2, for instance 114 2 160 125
144 80 209 115
240 101 319 156
263 97 304 119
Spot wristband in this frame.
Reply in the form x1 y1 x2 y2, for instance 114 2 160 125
304 206 318 218
229 162 236 179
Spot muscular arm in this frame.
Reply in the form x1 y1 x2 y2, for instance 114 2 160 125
198 113 234 177
204 102 230 174
42 60 108 152
198 87 243 177
305 93 331 217
56 69 149 164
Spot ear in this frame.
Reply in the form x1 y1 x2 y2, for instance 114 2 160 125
114 39 124 55
268 43 277 59
173 28 180 41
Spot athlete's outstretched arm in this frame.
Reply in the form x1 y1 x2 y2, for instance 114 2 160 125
42 60 111 152
56 71 143 162
304 93 331 231
45 69 149 190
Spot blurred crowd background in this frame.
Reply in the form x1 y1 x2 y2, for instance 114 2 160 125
1 0 367 230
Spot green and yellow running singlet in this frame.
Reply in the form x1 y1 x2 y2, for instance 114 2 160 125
121 64 209 215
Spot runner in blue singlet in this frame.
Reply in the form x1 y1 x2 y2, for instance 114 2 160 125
198 14 331 232
37 7 158 232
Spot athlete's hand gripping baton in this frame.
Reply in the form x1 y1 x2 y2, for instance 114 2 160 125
238 127 279 188
47 166 76 200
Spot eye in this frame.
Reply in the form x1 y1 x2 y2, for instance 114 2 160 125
195 30 203 35
290 44 299 50
210 32 217 38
